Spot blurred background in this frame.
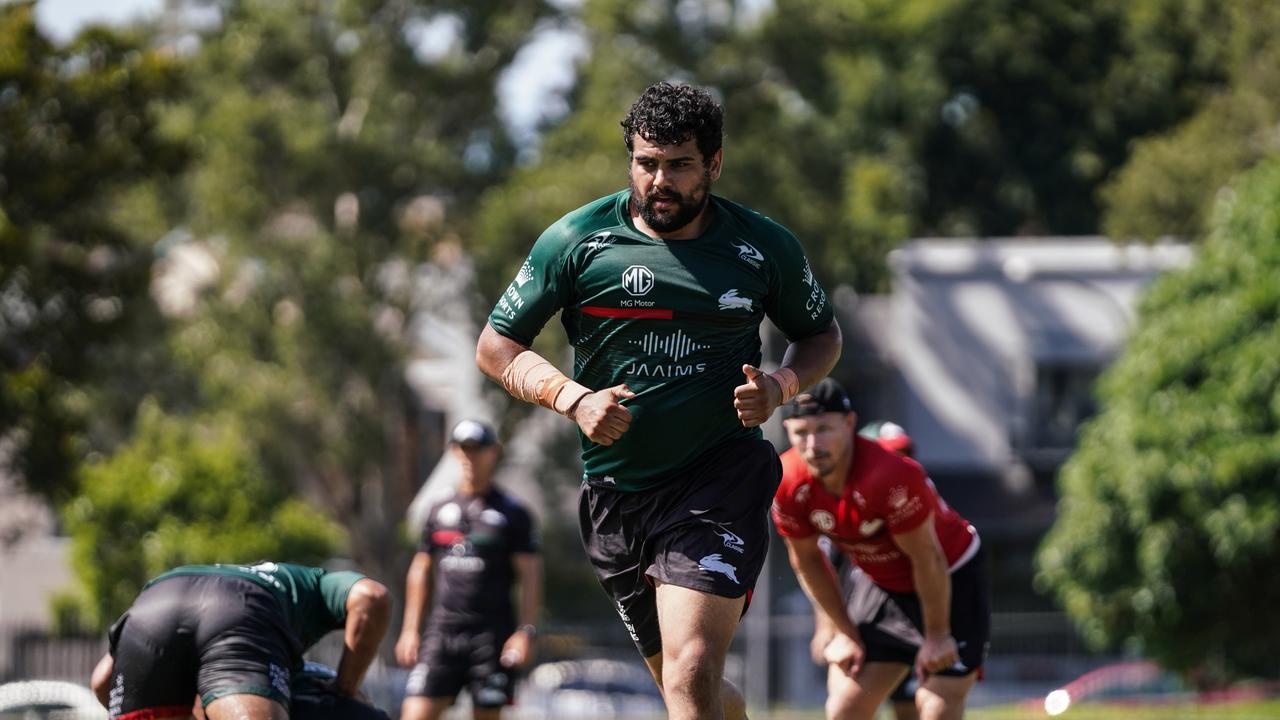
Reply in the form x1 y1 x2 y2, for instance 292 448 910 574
2 0 1278 718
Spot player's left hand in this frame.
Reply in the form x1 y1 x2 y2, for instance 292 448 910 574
734 364 782 427
500 629 534 668
915 633 960 679
823 631 865 677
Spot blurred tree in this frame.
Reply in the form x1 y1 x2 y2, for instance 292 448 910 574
1102 0 1280 241
474 0 1227 299
1036 160 1280 680
62 400 343 629
755 0 1230 288
150 0 556 591
0 3 188 504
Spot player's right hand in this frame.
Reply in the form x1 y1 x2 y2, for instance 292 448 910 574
571 384 635 445
824 631 866 678
394 632 420 667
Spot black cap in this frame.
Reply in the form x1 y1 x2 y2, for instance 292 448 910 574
449 419 498 447
780 378 852 419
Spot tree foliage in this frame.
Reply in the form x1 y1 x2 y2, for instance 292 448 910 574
143 0 556 590
1102 0 1280 241
472 0 1223 298
1036 160 1280 679
0 3 188 502
62 400 343 629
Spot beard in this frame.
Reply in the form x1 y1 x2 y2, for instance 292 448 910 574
631 171 712 233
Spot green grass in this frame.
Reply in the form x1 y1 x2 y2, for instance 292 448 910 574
754 699 1280 720
968 699 1280 720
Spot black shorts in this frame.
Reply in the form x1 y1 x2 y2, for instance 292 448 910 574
106 575 296 719
844 547 990 676
403 626 517 708
578 437 782 658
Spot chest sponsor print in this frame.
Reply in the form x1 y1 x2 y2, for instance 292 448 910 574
625 329 709 378
622 265 655 296
810 510 836 532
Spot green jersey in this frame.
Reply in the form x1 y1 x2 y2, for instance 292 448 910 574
147 561 363 651
489 190 833 490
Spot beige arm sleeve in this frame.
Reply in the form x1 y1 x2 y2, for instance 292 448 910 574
500 350 593 415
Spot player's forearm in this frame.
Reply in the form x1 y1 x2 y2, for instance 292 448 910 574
516 555 543 629
910 547 953 638
337 580 392 695
791 547 858 638
477 323 590 415
400 555 431 636
779 320 843 391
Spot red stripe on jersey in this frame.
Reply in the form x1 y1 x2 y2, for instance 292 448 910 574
116 706 194 720
432 530 464 546
580 306 674 320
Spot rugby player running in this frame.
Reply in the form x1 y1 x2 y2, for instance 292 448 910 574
475 81 842 720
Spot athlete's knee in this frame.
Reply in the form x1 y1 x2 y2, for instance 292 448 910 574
825 686 878 720
915 676 972 720
662 643 723 702
721 677 747 720
400 696 448 720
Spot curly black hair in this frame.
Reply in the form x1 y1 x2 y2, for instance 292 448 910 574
621 81 724 162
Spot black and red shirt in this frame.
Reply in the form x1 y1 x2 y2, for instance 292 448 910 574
420 488 538 629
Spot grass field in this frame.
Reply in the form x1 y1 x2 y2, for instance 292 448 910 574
967 700 1280 720
756 699 1280 720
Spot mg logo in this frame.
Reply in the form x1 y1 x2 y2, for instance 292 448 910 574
621 265 655 296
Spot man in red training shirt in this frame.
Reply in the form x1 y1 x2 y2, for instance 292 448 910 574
772 379 989 720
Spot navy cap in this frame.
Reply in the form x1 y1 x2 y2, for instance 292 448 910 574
449 419 498 447
780 378 852 419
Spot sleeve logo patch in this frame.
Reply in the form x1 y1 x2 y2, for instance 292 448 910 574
514 260 535 287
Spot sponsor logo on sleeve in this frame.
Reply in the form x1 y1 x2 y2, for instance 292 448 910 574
718 289 754 311
801 257 828 320
732 239 764 268
514 260 535 287
698 553 740 584
887 485 926 524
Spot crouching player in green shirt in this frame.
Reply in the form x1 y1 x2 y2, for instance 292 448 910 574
89 561 391 720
